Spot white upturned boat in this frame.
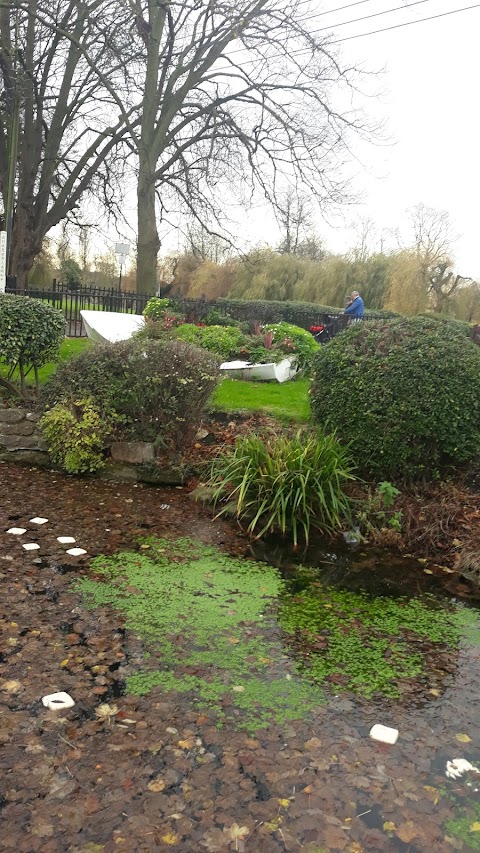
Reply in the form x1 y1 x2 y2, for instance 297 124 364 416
80 310 145 343
219 357 299 383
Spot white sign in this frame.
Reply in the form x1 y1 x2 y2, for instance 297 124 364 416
114 242 130 256
0 231 7 293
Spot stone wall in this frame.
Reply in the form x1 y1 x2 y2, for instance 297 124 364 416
0 405 185 484
0 405 50 466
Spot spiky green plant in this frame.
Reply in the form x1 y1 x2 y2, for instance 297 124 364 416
208 430 355 545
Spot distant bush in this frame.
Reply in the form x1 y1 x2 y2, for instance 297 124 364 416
41 338 220 447
207 430 355 545
310 317 480 479
0 294 64 397
40 399 115 474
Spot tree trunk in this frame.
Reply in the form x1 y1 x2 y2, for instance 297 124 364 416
136 151 160 295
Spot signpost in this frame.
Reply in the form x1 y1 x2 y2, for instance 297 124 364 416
0 231 7 293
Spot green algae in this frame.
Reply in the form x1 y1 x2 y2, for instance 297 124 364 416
278 566 466 698
77 537 480 728
79 538 324 730
445 799 480 851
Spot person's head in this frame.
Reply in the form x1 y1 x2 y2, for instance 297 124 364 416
351 290 360 299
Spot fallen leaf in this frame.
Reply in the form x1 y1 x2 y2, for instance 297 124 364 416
383 821 396 832
232 686 245 693
456 733 472 743
178 737 195 750
161 833 180 844
396 821 418 843
147 778 166 792
470 823 480 832
227 823 249 841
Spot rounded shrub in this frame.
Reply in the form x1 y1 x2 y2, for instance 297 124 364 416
0 294 64 396
310 316 480 479
207 429 355 545
41 337 220 447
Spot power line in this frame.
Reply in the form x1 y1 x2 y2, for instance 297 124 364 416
219 1 480 67
312 0 434 34
330 1 480 42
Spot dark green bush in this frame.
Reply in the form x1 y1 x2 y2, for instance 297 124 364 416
41 338 220 447
170 295 398 330
265 321 319 370
310 317 480 479
207 429 355 545
0 294 64 397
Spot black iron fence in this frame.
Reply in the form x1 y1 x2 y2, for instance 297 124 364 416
6 280 152 337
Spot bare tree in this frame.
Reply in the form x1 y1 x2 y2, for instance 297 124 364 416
408 204 471 312
0 0 133 289
114 0 376 292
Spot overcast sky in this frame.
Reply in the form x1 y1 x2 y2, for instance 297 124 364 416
282 0 480 277
99 1 480 277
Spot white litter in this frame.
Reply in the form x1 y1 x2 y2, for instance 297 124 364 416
22 543 41 551
7 527 27 535
159 504 170 510
30 517 49 525
66 548 87 556
57 536 76 544
369 724 399 745
446 758 480 780
42 691 75 710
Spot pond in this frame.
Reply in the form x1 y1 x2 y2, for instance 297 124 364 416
2 462 480 851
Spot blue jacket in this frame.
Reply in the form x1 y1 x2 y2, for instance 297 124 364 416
344 296 364 318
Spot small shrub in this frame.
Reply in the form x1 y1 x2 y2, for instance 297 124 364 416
207 430 355 545
174 324 249 359
143 297 172 321
356 481 403 542
265 321 320 370
204 308 238 327
41 337 220 447
310 316 480 479
40 399 112 474
0 294 64 397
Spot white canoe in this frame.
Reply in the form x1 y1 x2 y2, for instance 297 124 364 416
80 310 145 343
219 357 299 383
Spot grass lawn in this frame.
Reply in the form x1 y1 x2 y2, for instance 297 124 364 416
2 336 310 422
210 377 310 422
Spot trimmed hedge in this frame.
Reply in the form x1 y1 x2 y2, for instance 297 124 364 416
310 317 480 479
169 295 397 331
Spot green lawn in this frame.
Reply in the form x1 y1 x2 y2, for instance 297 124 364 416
2 336 310 422
211 377 310 422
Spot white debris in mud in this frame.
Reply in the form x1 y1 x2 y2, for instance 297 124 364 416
22 543 40 551
369 724 399 744
7 528 27 535
57 536 76 544
446 758 480 780
30 517 49 525
66 548 87 556
42 691 75 710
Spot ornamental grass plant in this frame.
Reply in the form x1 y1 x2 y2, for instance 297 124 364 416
207 430 355 545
